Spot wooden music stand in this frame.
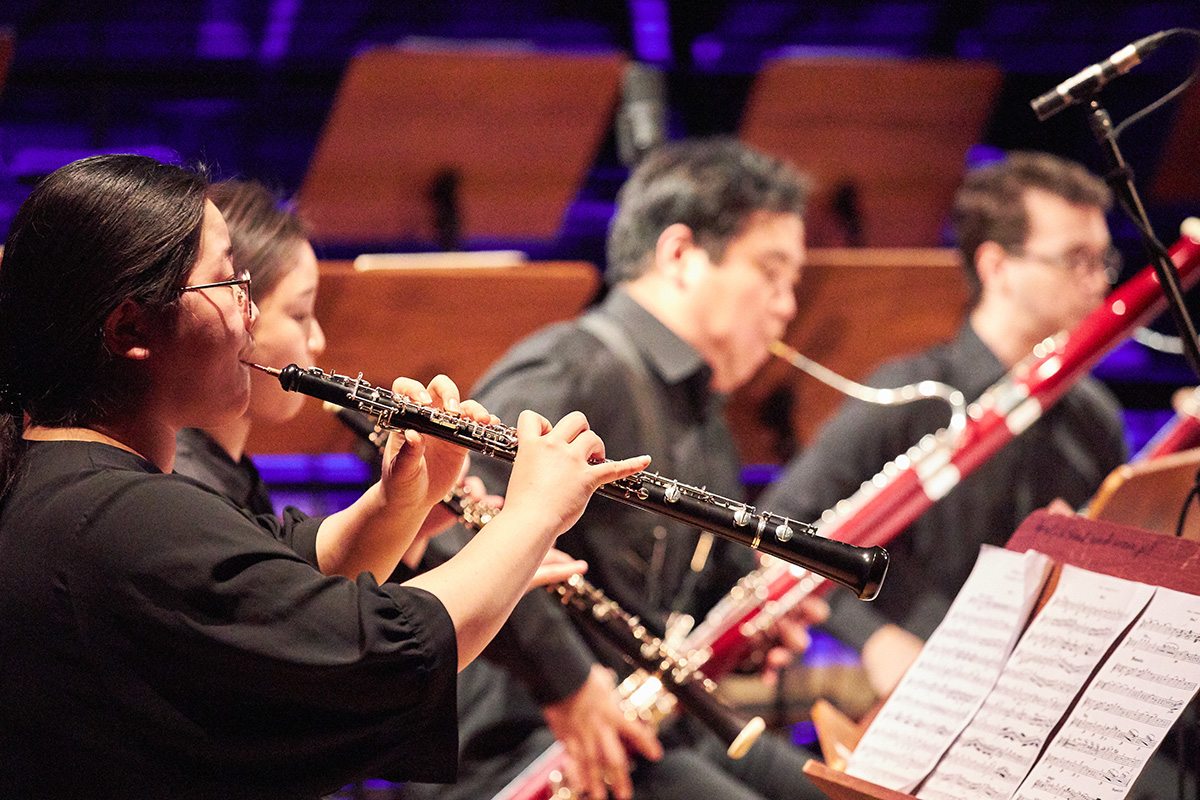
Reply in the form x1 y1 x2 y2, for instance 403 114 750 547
0 28 13 97
739 57 1002 248
297 46 626 247
1085 446 1200 540
802 510 1200 799
245 259 600 455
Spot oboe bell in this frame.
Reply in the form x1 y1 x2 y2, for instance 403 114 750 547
248 361 889 601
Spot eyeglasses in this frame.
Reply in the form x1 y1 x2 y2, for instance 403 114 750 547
1007 246 1122 284
181 270 253 315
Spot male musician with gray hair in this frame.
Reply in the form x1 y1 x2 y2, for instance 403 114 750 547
406 137 828 800
760 151 1126 698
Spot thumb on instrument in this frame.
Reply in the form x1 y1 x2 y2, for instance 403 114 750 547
382 428 427 485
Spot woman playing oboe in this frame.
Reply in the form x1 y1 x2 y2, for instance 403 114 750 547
0 154 648 798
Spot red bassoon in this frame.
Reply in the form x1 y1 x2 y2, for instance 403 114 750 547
683 222 1200 677
1130 385 1200 461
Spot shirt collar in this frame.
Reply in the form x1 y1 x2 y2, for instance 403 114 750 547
956 321 1008 398
598 287 712 389
177 426 241 469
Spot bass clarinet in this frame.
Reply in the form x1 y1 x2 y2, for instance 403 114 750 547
251 361 889 599
681 222 1200 677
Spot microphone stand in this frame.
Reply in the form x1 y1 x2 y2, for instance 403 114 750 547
1086 96 1200 381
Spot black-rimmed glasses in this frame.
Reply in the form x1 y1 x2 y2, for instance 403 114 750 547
181 270 253 315
1006 246 1123 284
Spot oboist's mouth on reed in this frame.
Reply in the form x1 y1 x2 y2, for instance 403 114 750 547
243 362 281 376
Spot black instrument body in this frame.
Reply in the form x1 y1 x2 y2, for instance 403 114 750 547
265 363 888 600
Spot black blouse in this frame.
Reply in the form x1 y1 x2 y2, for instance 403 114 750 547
0 440 459 798
176 427 276 517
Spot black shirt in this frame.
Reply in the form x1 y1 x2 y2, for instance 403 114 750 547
0 440 459 798
176 427 275 516
420 288 826 800
462 288 756 702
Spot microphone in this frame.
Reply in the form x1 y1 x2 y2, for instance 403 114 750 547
616 62 667 168
1031 30 1173 121
427 167 461 251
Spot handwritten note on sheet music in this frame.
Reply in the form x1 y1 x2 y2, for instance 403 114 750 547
1014 587 1200 800
917 566 1155 800
845 546 1053 793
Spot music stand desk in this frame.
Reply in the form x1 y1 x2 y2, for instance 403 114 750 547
0 28 13 97
1086 446 1200 540
802 510 1200 799
298 46 626 247
739 57 1001 248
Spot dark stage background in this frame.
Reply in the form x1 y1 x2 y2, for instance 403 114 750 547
1 1 1200 455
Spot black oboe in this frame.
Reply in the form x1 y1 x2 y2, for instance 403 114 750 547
249 362 889 600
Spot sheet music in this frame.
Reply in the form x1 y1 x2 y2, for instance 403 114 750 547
917 565 1154 800
1014 587 1200 800
845 546 1053 792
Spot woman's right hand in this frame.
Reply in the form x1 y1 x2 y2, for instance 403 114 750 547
399 410 650 671
501 410 649 538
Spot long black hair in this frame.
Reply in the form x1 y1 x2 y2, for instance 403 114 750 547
0 154 209 495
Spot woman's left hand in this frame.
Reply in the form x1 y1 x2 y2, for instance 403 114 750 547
757 594 831 686
379 374 497 516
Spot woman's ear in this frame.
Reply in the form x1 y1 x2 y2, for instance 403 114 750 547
103 299 154 360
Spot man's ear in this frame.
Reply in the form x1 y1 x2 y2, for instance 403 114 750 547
654 223 697 286
974 240 1008 292
103 299 154 360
